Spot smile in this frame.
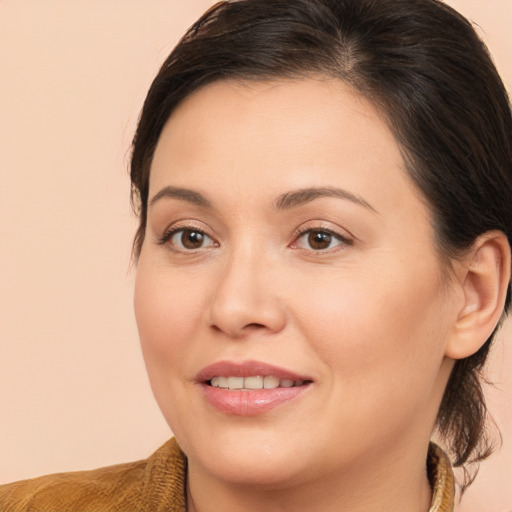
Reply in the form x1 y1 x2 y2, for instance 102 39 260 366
198 360 313 415
209 376 305 390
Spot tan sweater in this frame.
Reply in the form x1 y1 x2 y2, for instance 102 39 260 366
0 439 454 511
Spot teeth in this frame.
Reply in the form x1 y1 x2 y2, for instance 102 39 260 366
209 376 305 390
244 376 264 389
210 376 228 388
263 375 280 389
227 376 244 390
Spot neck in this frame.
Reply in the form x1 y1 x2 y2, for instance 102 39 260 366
186 441 433 512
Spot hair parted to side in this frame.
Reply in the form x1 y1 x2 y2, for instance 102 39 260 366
130 0 512 489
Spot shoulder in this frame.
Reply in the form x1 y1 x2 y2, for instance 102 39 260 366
0 459 147 512
0 438 187 512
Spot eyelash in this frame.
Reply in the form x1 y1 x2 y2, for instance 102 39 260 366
156 224 353 253
157 225 217 252
291 226 353 252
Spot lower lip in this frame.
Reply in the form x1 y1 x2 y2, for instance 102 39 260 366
201 384 310 415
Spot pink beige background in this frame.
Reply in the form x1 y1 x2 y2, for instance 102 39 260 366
0 1 511 511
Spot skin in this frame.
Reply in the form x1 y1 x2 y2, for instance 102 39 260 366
134 78 466 512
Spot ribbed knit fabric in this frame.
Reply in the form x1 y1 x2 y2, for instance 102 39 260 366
0 439 454 511
427 443 455 512
0 438 187 512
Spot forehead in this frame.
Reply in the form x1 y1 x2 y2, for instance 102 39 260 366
149 78 423 216
156 78 393 157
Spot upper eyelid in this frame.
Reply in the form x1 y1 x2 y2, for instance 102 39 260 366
161 220 213 236
157 223 214 245
292 222 354 241
293 228 351 245
296 226 344 238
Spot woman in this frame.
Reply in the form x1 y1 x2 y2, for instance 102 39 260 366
1 0 511 511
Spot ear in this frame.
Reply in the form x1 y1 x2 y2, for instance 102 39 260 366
445 230 511 360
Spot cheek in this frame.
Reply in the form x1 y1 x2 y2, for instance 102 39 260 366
134 260 206 369
133 259 214 432
292 263 449 390
289 266 451 450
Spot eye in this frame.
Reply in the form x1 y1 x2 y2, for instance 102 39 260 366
162 228 216 251
294 229 350 251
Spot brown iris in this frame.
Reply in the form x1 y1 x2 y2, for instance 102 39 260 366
308 230 332 250
180 230 205 249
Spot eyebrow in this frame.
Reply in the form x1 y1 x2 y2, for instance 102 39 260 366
149 185 377 213
274 187 377 213
149 186 211 208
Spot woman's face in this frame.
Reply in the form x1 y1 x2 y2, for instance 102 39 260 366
134 79 460 487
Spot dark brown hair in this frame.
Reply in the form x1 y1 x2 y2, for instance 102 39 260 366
130 0 512 487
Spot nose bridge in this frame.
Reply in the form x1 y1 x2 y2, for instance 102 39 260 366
207 234 285 337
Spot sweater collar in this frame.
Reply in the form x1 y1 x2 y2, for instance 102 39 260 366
427 443 455 512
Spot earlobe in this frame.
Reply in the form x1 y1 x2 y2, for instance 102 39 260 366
445 230 511 360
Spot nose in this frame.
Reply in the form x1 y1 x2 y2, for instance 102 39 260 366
207 246 287 339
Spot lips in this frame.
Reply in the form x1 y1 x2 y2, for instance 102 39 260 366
197 360 311 382
197 360 312 415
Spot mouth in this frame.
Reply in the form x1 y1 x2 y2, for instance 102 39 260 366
197 360 313 415
208 375 307 390
197 359 312 386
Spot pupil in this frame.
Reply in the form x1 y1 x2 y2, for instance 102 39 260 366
309 231 331 250
182 230 204 249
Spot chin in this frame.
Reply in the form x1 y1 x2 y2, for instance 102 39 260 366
174 425 313 488
203 451 307 489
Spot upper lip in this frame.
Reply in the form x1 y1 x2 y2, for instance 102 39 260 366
196 360 312 383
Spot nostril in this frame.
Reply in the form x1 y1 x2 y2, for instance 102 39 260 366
245 323 266 330
209 321 268 338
